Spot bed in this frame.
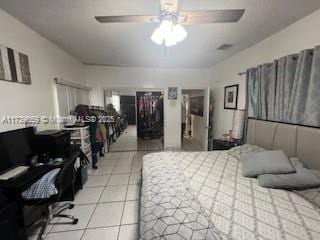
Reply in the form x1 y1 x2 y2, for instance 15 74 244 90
140 119 320 240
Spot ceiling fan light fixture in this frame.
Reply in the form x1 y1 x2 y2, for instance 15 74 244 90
151 17 187 47
173 24 187 42
164 32 177 47
161 20 173 35
151 27 164 45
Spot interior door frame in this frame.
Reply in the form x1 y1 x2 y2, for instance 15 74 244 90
180 87 211 150
203 86 211 151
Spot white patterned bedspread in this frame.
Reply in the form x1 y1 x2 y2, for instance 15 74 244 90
141 151 320 240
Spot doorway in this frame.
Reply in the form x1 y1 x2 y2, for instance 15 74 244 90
136 91 164 151
181 88 210 151
104 88 164 152
104 90 137 152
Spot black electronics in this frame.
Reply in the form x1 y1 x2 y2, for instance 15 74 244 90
0 127 35 173
33 130 70 157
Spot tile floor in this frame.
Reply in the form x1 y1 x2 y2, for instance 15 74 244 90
28 125 200 240
181 136 203 151
109 125 163 152
28 148 150 240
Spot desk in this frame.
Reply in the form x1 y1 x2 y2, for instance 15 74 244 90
0 146 83 240
0 145 81 199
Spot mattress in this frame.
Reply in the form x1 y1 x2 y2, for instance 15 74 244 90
140 150 320 240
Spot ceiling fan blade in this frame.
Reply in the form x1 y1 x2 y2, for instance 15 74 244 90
179 9 245 24
160 0 180 13
95 15 158 23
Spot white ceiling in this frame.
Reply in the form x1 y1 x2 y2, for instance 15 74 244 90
1 0 320 68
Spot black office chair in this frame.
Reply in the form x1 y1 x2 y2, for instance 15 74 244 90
23 157 79 240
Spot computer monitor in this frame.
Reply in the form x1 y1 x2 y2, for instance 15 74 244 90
0 127 34 173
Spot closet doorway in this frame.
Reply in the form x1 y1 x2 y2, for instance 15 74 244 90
104 88 164 153
136 91 164 151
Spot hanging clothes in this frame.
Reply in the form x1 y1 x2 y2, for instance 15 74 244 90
137 92 164 139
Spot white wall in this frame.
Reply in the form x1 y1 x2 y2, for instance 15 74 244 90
210 9 320 138
85 66 210 149
0 10 84 132
3 3 317 146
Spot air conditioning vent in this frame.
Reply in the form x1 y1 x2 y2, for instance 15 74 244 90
217 44 233 50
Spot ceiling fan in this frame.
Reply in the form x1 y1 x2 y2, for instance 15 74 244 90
95 0 245 47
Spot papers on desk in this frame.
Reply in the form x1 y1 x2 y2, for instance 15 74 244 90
0 166 30 180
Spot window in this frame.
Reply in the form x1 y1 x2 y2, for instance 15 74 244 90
55 80 90 117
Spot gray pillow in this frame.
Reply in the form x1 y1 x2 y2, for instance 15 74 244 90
242 150 295 178
258 158 320 190
310 169 320 178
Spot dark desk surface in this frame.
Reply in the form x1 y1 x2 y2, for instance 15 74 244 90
0 165 55 191
0 146 81 193
0 145 82 240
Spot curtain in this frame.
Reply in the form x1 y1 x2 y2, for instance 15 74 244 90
260 63 277 120
77 88 90 105
275 54 298 122
304 46 320 126
56 84 90 117
56 84 69 117
287 49 314 124
247 68 260 119
247 45 320 127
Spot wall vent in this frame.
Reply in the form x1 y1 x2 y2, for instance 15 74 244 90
217 44 233 50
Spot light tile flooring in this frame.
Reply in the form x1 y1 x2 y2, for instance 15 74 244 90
29 149 150 240
109 125 163 152
181 136 203 151
28 126 201 240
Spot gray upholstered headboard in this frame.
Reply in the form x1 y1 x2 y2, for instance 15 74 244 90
246 119 320 170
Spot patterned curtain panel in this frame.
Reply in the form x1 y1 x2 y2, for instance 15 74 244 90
246 68 261 119
275 54 298 122
260 62 277 120
304 46 320 126
247 45 320 127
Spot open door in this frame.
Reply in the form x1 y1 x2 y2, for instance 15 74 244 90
181 88 210 151
203 86 211 151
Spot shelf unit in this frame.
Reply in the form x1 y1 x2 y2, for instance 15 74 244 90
62 126 92 166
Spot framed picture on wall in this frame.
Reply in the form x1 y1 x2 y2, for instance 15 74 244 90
168 87 178 100
0 44 31 84
224 84 238 109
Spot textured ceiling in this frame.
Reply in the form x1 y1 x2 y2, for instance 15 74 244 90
1 0 320 68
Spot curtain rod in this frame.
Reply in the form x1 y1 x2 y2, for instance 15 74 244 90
54 78 91 91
